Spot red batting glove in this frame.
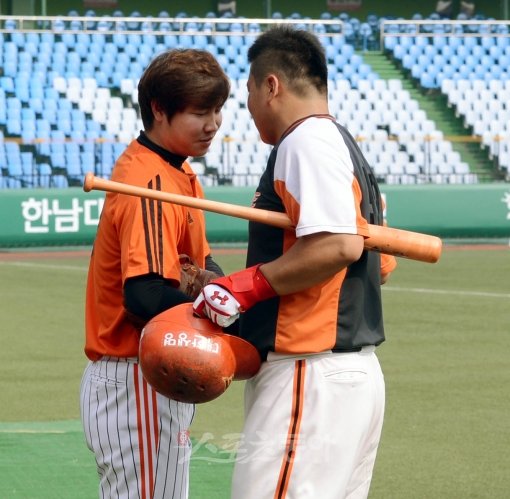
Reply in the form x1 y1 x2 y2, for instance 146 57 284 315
193 265 277 327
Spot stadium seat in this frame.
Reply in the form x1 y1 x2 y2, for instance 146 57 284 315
52 174 69 188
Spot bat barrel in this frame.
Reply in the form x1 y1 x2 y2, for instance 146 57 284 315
365 225 442 263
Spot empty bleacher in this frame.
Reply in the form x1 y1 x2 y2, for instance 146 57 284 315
382 18 510 180
1 12 509 188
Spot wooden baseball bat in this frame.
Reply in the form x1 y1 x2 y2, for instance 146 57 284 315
83 172 442 263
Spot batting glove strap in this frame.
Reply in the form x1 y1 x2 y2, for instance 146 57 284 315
212 264 277 311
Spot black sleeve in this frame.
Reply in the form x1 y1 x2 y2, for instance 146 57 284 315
205 254 224 276
123 273 191 322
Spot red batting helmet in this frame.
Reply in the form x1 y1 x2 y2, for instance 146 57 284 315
139 303 261 403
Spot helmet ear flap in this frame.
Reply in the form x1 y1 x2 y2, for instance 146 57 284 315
139 303 260 404
222 333 262 380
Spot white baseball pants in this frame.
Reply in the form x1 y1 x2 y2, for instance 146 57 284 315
80 357 195 499
231 347 385 499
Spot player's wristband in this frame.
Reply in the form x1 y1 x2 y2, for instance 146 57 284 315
212 264 277 312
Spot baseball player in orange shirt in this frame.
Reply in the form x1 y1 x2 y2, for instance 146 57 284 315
193 27 397 498
80 49 230 498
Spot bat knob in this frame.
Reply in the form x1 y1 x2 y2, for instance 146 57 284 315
83 172 95 192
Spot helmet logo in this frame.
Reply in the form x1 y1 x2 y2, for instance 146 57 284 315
163 331 220 353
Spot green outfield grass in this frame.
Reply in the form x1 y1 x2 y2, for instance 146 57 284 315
0 245 509 498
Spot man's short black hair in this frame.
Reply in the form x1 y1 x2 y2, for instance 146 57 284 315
247 26 328 95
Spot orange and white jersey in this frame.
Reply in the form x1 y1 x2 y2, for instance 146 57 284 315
85 139 211 361
241 115 395 360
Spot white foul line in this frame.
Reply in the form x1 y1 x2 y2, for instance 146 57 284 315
383 286 510 299
1 262 508 298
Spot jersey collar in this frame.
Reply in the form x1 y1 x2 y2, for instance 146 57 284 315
278 114 336 145
137 131 187 169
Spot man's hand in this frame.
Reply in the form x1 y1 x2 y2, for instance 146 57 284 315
192 284 242 327
193 265 276 327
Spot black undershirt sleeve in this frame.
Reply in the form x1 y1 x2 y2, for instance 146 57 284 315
124 256 225 327
205 254 224 276
123 273 191 322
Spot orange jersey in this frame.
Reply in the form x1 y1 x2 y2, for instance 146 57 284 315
85 139 210 361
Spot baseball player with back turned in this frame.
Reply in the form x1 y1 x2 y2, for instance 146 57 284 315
193 27 398 498
80 49 230 498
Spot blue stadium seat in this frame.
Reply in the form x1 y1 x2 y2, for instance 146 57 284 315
21 129 36 144
332 52 347 70
0 77 15 93
21 108 36 122
80 152 95 172
6 117 21 135
126 11 142 30
229 35 245 49
384 34 399 52
193 34 208 50
486 65 503 80
6 150 23 177
66 154 83 177
437 64 456 85
226 64 241 79
325 44 336 62
341 64 355 80
163 34 178 47
142 33 157 47
52 175 69 188
3 61 17 78
358 63 372 79
40 32 55 45
359 22 373 50
61 32 76 49
402 53 416 70
21 151 34 175
343 22 356 45
112 32 127 49
420 72 436 90
215 35 230 51
38 163 52 187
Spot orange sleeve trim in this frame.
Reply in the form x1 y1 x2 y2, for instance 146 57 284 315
274 179 300 227
381 253 398 273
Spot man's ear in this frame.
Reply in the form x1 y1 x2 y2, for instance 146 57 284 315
266 74 279 99
151 101 164 121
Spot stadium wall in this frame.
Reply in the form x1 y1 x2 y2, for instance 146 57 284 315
3 1 503 21
1 184 509 247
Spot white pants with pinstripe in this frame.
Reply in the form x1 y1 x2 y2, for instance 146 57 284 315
231 347 385 499
80 357 195 499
